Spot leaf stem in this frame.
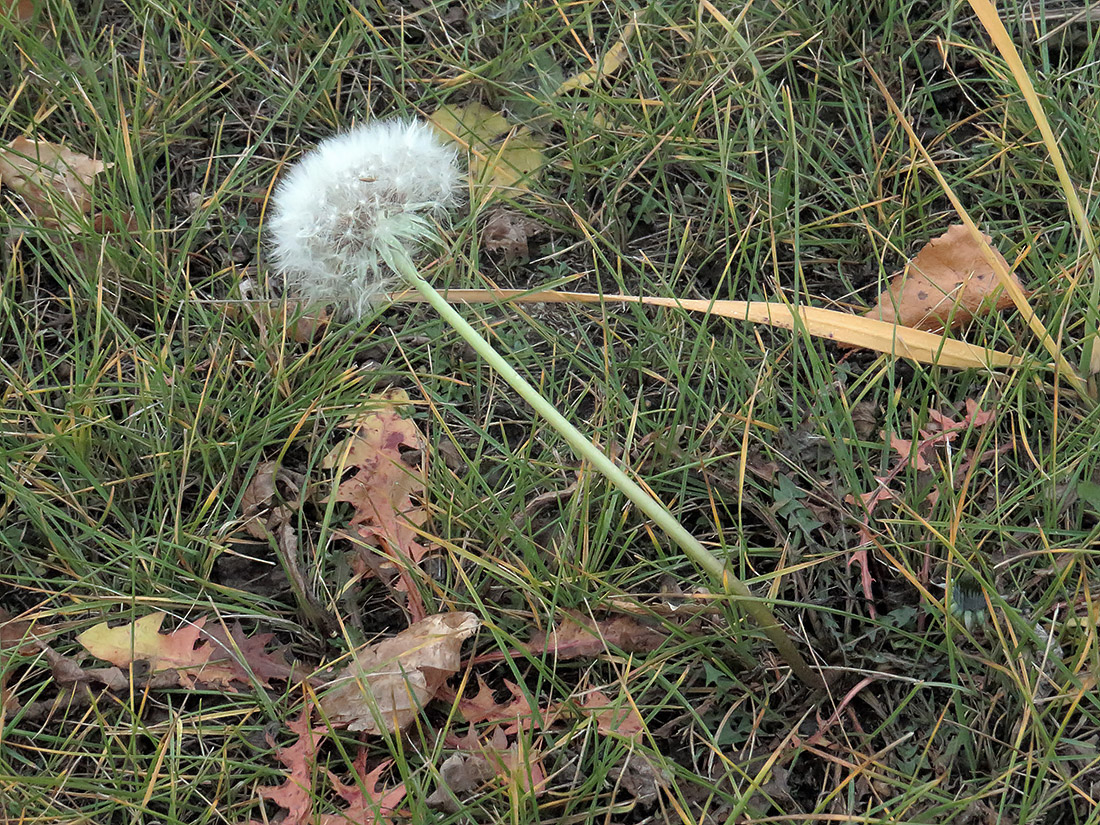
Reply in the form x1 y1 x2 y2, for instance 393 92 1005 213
383 244 824 690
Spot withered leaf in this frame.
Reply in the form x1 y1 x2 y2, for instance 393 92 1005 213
482 207 542 261
429 103 545 196
527 611 667 659
76 613 298 689
579 689 645 740
254 705 330 825
323 754 407 825
321 612 480 733
240 460 304 539
325 389 432 565
0 136 110 228
864 225 1025 332
457 678 545 734
76 613 212 684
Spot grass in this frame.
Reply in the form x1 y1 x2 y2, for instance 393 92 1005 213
3 0 1100 822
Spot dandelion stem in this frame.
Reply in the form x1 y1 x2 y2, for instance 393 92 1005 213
383 244 824 690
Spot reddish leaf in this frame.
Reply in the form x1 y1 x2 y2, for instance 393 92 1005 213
323 753 407 824
199 622 299 687
325 389 431 565
255 705 330 825
579 690 645 741
527 611 666 659
456 679 545 734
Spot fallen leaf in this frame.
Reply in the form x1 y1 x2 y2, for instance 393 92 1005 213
3 0 35 22
457 678 545 734
240 460 305 539
198 622 299 687
76 613 298 689
614 752 670 807
321 612 480 733
475 130 544 191
255 705 330 825
554 14 637 94
527 611 667 659
0 609 37 712
579 690 645 741
429 103 545 196
0 136 110 228
76 614 213 684
429 102 511 147
864 225 1026 332
325 390 431 567
482 207 542 261
250 301 331 344
426 752 498 812
323 753 407 825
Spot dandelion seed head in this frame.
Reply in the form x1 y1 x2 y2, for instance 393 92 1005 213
267 119 461 317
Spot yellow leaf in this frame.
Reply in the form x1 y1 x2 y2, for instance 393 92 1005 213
429 103 546 197
76 613 212 673
389 288 1021 370
555 15 638 95
428 102 511 146
470 130 545 191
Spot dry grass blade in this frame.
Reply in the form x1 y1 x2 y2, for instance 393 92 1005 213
390 289 1020 370
967 0 1100 382
862 62 1087 397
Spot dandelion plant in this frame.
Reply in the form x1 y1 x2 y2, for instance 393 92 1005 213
267 119 822 689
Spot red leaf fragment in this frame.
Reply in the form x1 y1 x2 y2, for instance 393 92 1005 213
255 705 330 825
323 754 407 825
579 690 645 741
527 611 667 659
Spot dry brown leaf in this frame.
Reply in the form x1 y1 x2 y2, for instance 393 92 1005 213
248 301 330 343
864 225 1026 332
0 609 37 712
426 752 498 812
0 136 110 228
321 612 480 733
4 0 35 21
527 611 667 659
239 460 304 539
325 389 433 592
482 207 542 261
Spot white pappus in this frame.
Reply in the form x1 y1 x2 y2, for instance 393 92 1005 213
267 119 461 317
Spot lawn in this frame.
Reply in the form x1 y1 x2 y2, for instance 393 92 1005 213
2 0 1100 823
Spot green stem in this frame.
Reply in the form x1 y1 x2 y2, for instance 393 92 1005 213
384 245 823 690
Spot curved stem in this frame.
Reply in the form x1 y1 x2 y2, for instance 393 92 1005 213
384 245 823 690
